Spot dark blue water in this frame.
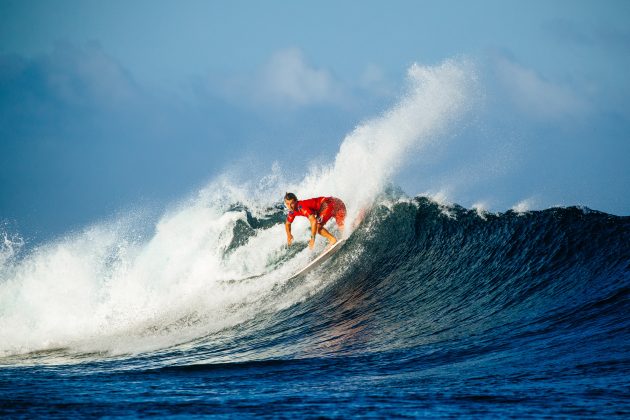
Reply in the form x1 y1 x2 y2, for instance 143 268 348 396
1 197 629 418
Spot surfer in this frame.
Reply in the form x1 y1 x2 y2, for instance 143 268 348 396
284 192 346 249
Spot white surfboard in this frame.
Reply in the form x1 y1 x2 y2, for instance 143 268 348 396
288 239 346 281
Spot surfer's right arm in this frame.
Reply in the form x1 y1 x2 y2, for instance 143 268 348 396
285 221 294 246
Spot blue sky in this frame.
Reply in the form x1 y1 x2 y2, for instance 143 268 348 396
1 1 629 240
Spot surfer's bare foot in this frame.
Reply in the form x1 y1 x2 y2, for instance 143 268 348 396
318 226 336 246
324 237 337 251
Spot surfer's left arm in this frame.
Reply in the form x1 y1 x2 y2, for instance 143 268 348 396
308 215 317 249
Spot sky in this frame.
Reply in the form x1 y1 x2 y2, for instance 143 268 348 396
1 0 629 241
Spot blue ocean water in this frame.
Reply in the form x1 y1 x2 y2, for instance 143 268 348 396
1 197 628 418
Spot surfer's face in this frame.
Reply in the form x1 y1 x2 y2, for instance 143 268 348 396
284 199 297 211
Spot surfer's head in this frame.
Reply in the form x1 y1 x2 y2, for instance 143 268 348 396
284 192 298 211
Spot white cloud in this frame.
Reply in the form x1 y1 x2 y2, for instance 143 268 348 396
493 55 589 120
258 48 341 107
209 47 351 109
208 48 398 110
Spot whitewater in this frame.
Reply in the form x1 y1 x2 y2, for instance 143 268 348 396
1 59 628 417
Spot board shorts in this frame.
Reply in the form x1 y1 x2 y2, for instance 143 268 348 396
316 197 346 229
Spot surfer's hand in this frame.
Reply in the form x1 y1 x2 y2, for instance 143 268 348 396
287 234 293 246
308 238 315 249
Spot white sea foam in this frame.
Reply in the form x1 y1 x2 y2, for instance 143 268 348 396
512 197 537 214
296 59 475 231
0 231 23 275
472 201 491 220
0 59 476 359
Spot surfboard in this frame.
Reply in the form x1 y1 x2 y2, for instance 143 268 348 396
288 239 346 281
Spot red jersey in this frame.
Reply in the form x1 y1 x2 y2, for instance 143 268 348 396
286 197 328 223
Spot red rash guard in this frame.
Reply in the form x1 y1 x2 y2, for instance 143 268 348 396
286 197 327 223
286 197 346 229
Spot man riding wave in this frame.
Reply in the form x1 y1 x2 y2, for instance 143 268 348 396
283 192 346 249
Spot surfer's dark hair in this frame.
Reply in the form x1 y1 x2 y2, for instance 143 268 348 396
284 192 297 201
